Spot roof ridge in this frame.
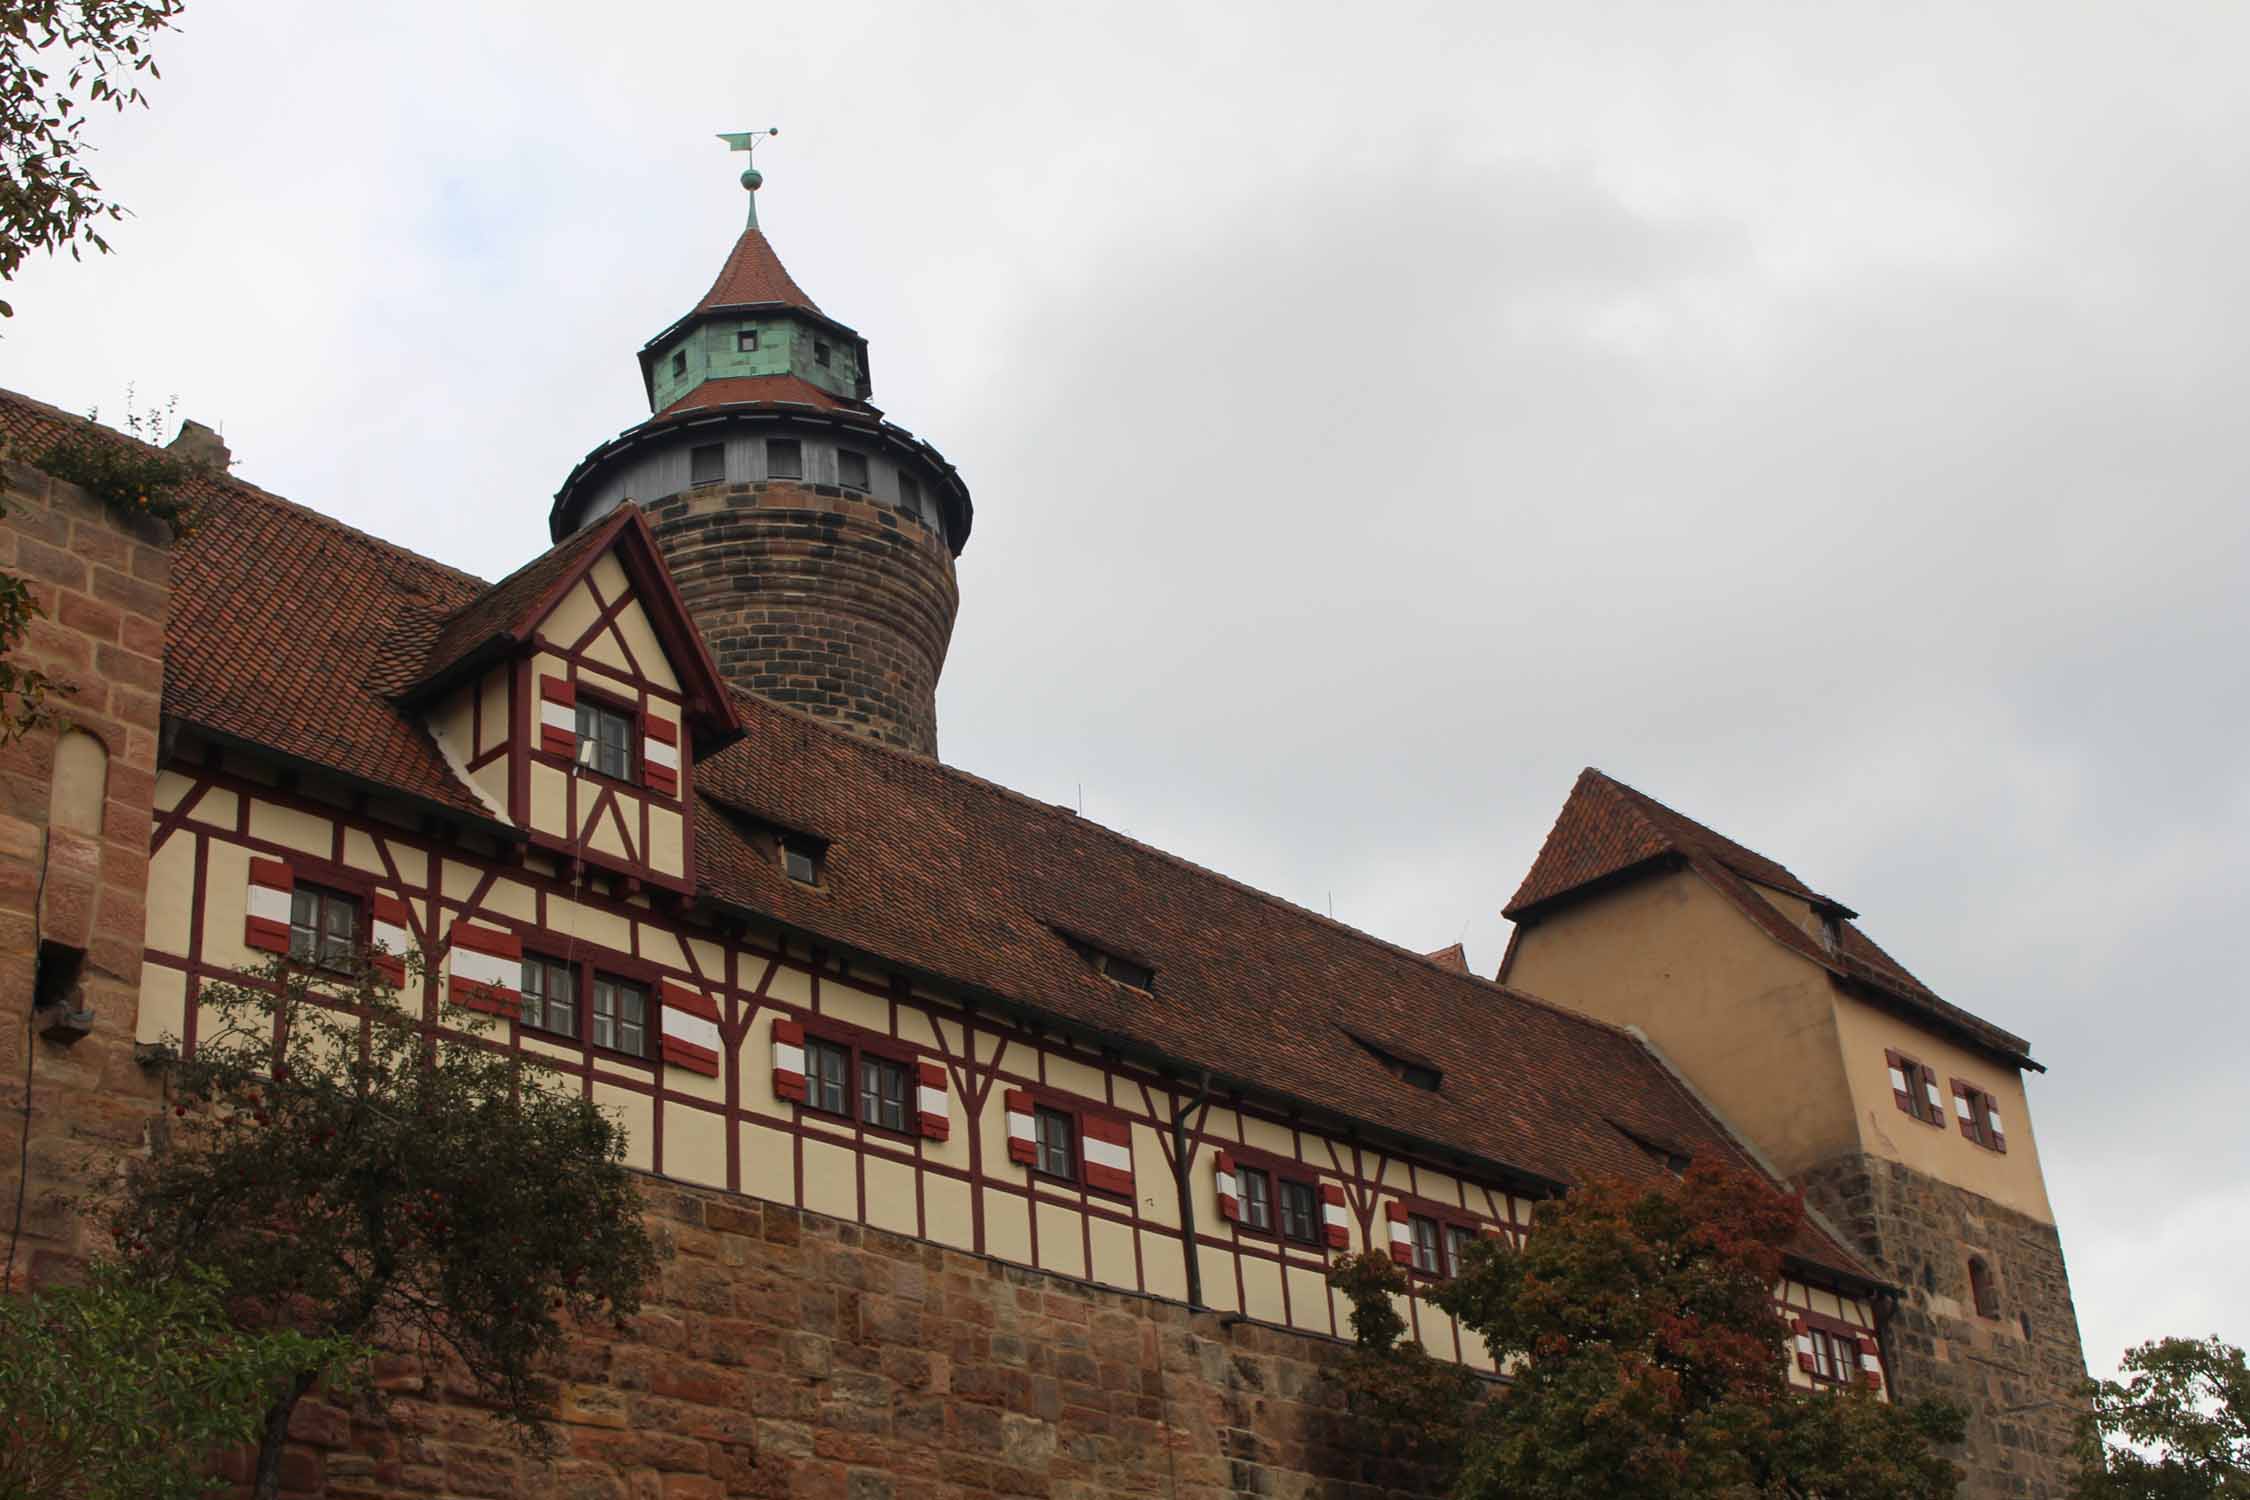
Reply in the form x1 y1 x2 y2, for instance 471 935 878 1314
728 690 1663 1051
1591 767 1824 900
0 386 491 593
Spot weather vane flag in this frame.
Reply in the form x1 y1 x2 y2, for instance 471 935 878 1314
718 128 780 226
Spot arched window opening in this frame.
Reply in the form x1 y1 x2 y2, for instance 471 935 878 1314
1968 1256 2000 1319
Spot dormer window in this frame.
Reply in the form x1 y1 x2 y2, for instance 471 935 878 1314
575 699 635 781
837 450 869 491
1346 1030 1442 1091
814 340 831 367
670 349 687 378
737 327 759 352
779 835 825 886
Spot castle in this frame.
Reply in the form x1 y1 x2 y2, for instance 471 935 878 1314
0 148 2086 1498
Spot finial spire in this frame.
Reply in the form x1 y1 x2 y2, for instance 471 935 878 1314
717 128 780 228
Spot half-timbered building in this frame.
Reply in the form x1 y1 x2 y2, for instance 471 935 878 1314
0 148 2085 1497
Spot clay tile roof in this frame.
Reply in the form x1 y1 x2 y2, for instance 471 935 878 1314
1424 942 1470 974
656 374 867 419
400 514 625 695
0 385 1879 1289
696 225 820 315
1507 768 2035 1069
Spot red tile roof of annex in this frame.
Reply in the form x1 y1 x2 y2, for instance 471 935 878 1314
0 387 1881 1288
1508 768 2035 1068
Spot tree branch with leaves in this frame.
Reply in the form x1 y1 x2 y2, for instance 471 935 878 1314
109 954 660 1500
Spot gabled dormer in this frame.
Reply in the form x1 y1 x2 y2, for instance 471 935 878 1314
400 506 740 891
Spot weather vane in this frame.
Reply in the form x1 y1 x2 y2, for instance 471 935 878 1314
717 128 780 226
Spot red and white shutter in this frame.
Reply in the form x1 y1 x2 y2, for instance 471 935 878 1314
916 1061 950 1140
1952 1080 1978 1142
1984 1099 2007 1153
1322 1182 1349 1248
1919 1066 1945 1125
538 674 577 756
1082 1114 1134 1197
642 714 680 797
1884 1049 1914 1114
1792 1317 1817 1374
1384 1201 1413 1266
1004 1088 1037 1164
369 893 411 987
1855 1336 1884 1389
658 979 721 1076
771 1018 807 1102
447 922 521 1015
245 858 294 954
1214 1151 1240 1222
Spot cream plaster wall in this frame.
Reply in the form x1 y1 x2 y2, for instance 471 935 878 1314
1831 992 2053 1223
1502 868 1858 1179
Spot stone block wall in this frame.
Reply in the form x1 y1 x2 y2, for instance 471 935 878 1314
647 482 958 757
1806 1153 2088 1500
0 459 171 1289
224 1181 1453 1500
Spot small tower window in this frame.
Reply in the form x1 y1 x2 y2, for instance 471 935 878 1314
898 474 926 525
1968 1256 2000 1319
814 340 831 367
837 450 869 491
670 349 687 378
689 444 725 486
737 327 759 353
766 439 802 479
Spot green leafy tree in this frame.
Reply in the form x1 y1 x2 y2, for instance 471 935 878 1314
2074 1337 2250 1498
1328 1160 1966 1499
0 1261 359 1500
0 0 186 320
111 955 660 1500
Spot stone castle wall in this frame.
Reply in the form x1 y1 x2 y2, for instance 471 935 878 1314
226 1179 1450 1500
0 459 171 1289
645 481 958 757
1805 1152 2088 1500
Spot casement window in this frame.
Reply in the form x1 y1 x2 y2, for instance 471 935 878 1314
1809 1328 1844 1382
690 443 725 486
520 954 578 1038
1445 1223 1478 1278
289 884 360 971
779 836 823 886
766 438 802 479
1279 1179 1320 1244
804 1037 850 1116
736 327 758 352
1884 1048 1946 1126
575 698 635 781
1408 1214 1443 1274
814 340 831 367
837 449 869 491
670 349 687 378
1033 1106 1077 1181
859 1054 912 1134
1952 1080 2008 1152
1237 1166 1273 1231
591 974 649 1057
1791 1317 1879 1388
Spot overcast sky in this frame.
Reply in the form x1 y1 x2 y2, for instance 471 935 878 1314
6 1 2244 1381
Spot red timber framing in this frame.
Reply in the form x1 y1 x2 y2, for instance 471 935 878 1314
140 752 1889 1382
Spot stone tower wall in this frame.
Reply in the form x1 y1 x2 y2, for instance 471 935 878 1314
0 459 171 1289
645 481 958 757
1805 1153 2088 1500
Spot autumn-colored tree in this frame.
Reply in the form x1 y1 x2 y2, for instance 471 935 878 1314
2073 1336 2249 1498
110 956 660 1500
1328 1160 1965 1500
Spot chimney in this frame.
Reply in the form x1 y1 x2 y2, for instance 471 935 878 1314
169 419 230 471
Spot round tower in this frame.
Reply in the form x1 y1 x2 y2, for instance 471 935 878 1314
551 135 971 757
